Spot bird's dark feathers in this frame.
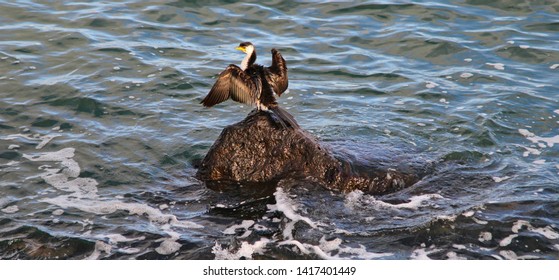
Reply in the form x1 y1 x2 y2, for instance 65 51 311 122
201 45 288 108
201 65 259 107
267 48 288 96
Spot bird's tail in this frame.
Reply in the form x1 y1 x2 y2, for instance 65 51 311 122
269 105 299 129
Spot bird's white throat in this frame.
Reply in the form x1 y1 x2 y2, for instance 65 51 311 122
240 45 254 71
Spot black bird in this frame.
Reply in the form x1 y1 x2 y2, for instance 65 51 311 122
201 42 298 128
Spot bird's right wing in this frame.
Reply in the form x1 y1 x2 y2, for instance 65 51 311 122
201 65 257 107
266 48 288 96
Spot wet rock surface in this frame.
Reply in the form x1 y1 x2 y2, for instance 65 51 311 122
197 110 418 194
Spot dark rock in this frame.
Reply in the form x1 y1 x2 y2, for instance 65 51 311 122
197 110 418 194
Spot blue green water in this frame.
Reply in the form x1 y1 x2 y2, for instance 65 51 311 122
1 0 558 259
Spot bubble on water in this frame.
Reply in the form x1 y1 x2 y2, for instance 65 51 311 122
486 62 505 70
425 81 439 89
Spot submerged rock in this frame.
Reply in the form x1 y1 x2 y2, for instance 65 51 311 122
197 110 417 194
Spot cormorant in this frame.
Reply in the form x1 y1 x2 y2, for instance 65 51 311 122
201 42 298 128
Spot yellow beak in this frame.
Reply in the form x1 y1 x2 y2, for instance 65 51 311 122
235 46 246 53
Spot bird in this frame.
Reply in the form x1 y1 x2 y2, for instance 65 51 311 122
201 42 298 128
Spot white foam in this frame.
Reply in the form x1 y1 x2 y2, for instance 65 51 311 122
519 45 530 49
499 250 517 260
410 246 441 260
155 239 181 255
478 231 492 242
22 147 203 258
519 128 559 148
512 220 530 233
345 190 443 210
499 234 518 247
87 241 112 260
533 159 546 165
213 238 270 260
1 205 19 213
462 210 475 217
117 247 141 254
446 251 467 260
278 237 392 260
551 64 559 70
8 144 20 150
464 58 472 62
531 226 559 239
512 220 559 240
486 62 505 70
460 72 473 78
472 217 488 225
522 146 541 157
249 188 394 260
325 238 392 259
42 196 202 228
270 188 316 232
223 220 255 235
499 250 539 260
452 244 467 250
492 176 511 183
36 134 61 149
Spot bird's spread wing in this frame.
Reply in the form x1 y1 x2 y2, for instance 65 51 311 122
201 65 257 107
266 48 288 96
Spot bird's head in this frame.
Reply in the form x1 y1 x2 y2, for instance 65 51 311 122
236 42 254 54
